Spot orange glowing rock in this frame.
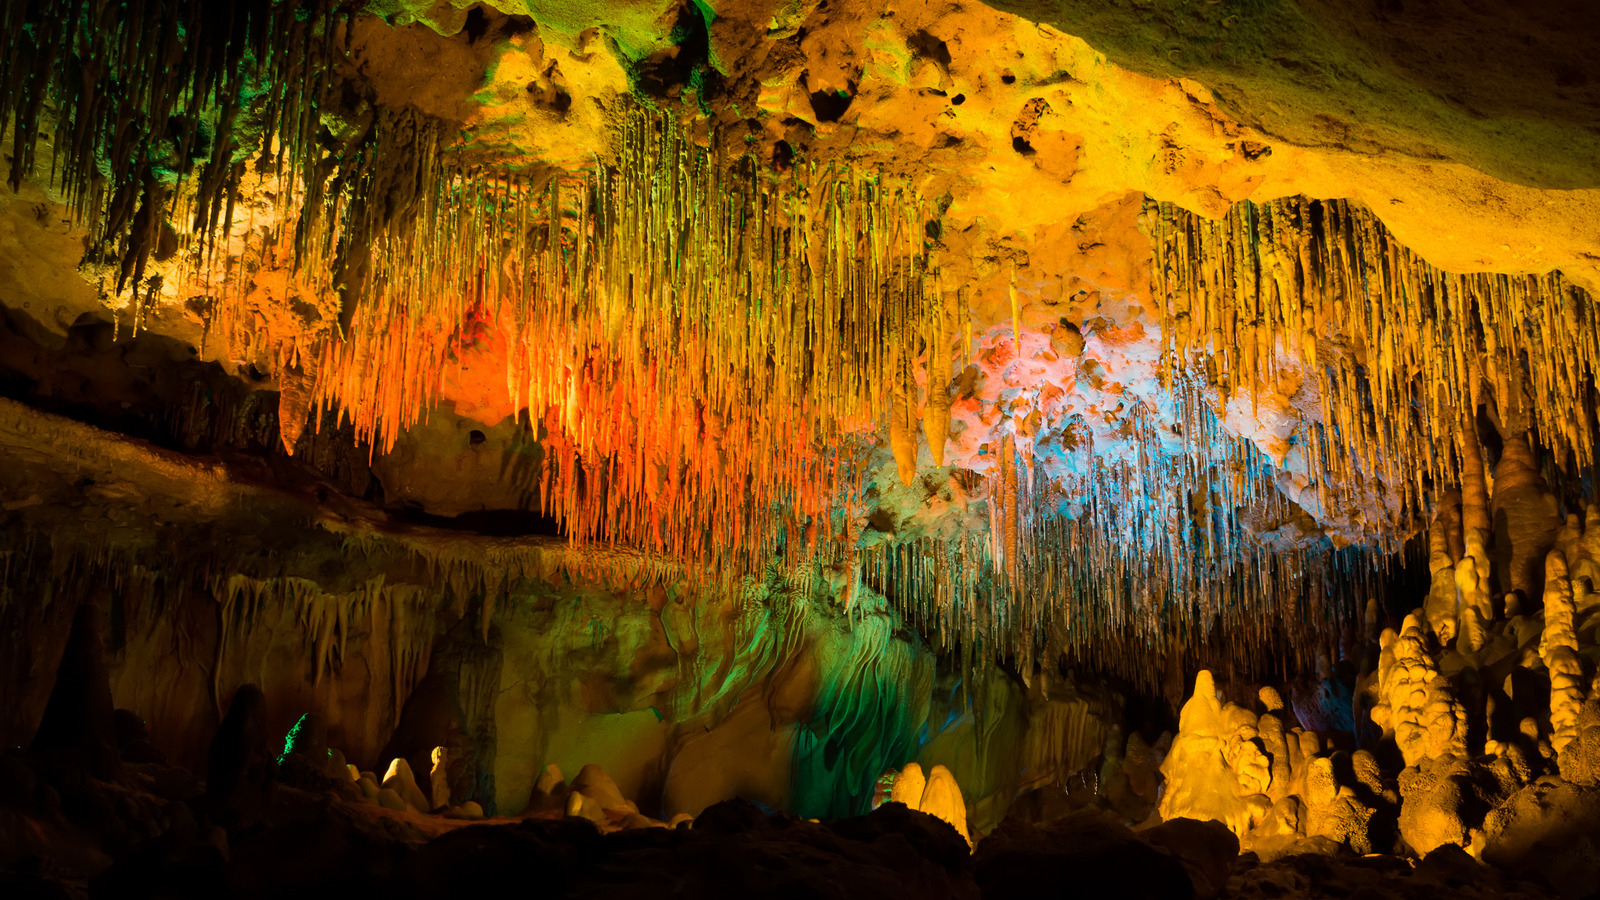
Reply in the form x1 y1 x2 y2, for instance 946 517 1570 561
888 386 919 486
918 764 971 848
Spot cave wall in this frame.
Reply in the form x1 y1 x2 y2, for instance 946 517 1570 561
0 506 1122 829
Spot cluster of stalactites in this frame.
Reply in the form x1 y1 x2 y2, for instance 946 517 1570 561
861 395 1383 693
0 0 349 320
291 109 956 580
2 0 960 588
1147 197 1598 543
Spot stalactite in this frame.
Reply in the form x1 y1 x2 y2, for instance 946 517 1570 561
924 285 951 468
1147 197 1597 550
888 384 919 487
2 0 347 302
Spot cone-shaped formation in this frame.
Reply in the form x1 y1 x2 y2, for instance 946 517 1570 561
29 604 119 779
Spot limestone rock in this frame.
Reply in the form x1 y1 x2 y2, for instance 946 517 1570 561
1483 778 1600 898
1159 670 1270 836
429 746 450 810
1558 698 1600 786
1397 754 1518 855
973 808 1192 899
382 757 430 813
918 764 970 847
890 761 926 808
1138 817 1238 900
375 787 408 812
570 763 636 815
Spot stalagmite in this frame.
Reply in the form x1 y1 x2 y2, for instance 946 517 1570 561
890 762 927 808
1489 434 1563 604
207 684 273 827
571 764 638 815
29 604 119 780
375 788 408 812
1541 550 1585 755
1454 534 1493 652
430 746 451 811
1424 499 1462 644
383 757 430 813
1159 671 1270 837
918 765 972 847
1372 615 1451 768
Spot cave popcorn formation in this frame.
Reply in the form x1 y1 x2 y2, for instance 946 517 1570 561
1 0 1599 897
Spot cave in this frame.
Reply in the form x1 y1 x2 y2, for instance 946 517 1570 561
1 1 1599 898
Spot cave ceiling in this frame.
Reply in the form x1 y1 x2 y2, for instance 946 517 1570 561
1 0 1598 679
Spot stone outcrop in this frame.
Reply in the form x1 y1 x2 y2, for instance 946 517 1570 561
973 808 1194 899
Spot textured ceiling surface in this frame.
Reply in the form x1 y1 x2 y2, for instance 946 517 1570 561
0 0 1597 676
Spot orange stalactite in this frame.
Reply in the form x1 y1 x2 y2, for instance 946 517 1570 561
195 109 951 584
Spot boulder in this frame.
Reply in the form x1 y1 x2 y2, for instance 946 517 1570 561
524 762 567 813
569 764 636 815
1484 778 1600 898
972 808 1192 899
382 757 430 813
1138 817 1239 899
1557 698 1600 786
1398 754 1518 855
